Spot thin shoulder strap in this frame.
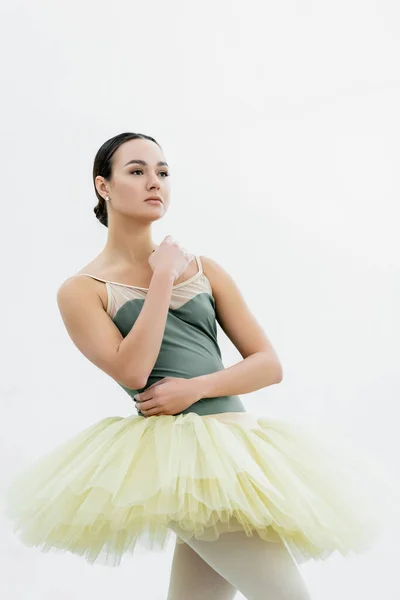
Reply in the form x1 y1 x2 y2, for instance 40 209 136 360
75 254 202 286
75 273 148 290
195 255 203 274
75 274 110 284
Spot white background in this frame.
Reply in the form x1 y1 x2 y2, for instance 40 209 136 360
1 0 399 598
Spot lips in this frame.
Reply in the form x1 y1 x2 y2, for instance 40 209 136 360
145 197 162 203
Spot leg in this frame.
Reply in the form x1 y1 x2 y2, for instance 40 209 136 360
169 525 312 600
167 537 237 600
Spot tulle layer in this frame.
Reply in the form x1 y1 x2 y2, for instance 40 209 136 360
3 411 398 567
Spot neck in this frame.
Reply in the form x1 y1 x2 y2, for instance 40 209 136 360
102 215 157 266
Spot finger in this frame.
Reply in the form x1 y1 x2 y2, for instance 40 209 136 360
163 235 174 245
143 407 164 417
138 407 160 417
135 399 157 412
146 379 167 390
134 389 152 401
137 389 152 400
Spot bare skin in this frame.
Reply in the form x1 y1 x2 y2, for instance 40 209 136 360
58 136 282 399
54 137 305 599
75 247 200 313
75 137 201 310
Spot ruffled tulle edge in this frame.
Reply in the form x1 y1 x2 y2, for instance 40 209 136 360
5 501 376 568
3 412 399 567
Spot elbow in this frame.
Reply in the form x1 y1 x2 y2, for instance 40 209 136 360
116 368 148 390
274 363 283 384
135 374 149 389
121 373 148 390
261 351 283 384
115 346 148 390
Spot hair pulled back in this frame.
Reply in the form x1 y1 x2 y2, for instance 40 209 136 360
92 132 161 227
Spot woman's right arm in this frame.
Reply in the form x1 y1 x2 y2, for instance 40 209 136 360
56 269 175 389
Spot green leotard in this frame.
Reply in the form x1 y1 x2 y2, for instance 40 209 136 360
77 255 246 416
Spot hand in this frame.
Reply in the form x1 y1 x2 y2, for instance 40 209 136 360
149 235 195 281
134 377 203 417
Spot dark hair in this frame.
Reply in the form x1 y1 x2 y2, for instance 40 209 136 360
92 132 161 227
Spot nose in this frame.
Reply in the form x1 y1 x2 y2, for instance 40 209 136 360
147 171 161 189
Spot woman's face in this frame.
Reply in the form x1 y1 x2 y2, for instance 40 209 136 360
96 138 171 222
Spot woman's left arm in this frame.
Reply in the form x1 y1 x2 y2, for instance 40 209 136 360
193 255 283 399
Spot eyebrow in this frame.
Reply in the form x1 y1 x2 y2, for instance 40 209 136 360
124 159 169 167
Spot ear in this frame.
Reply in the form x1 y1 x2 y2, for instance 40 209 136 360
94 175 109 198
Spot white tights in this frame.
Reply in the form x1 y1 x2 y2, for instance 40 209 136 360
167 526 312 600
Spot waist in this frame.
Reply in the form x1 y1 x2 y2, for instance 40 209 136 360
178 395 246 416
136 395 246 418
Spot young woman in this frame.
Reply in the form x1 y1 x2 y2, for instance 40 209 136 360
4 132 394 599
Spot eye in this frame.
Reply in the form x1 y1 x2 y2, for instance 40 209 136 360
130 169 170 177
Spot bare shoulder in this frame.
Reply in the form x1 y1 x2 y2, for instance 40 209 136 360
199 255 244 298
55 271 135 389
57 271 108 314
56 252 108 307
199 254 250 314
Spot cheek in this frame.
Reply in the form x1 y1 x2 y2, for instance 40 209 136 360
121 176 140 190
114 178 142 202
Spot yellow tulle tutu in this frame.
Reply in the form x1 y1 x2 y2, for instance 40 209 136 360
3 411 398 567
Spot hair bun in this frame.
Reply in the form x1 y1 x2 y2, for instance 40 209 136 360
93 200 108 227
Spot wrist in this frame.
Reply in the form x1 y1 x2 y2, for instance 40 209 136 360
152 269 176 285
191 374 211 400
